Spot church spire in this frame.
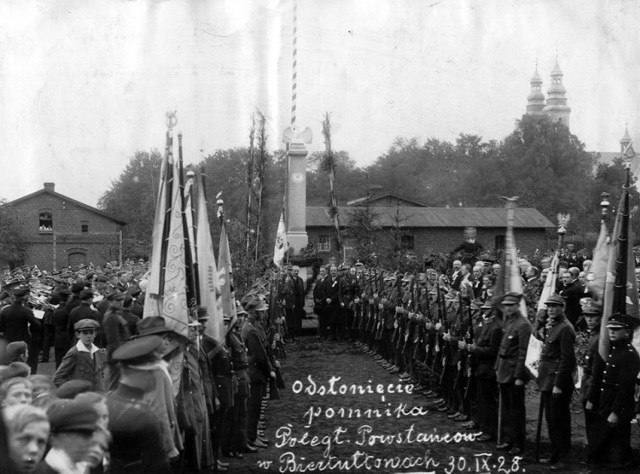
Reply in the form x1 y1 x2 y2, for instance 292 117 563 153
542 57 571 128
526 62 546 116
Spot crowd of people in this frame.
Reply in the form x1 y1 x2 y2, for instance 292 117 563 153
0 261 283 473
310 247 640 471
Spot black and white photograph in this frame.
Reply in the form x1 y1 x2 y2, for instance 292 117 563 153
1 0 640 472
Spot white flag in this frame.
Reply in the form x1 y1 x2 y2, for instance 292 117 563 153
273 211 288 268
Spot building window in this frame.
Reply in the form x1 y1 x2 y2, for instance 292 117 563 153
318 235 331 253
81 223 89 233
39 212 53 233
401 234 415 250
495 235 505 250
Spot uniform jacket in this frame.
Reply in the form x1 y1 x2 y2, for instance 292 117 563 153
202 334 234 407
536 318 576 392
580 330 599 401
227 329 250 398
339 274 357 309
106 383 171 473
242 319 272 384
0 301 40 344
53 341 105 391
495 312 532 384
470 315 502 379
587 341 640 421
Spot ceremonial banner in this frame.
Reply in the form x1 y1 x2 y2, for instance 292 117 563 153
143 126 189 339
196 176 224 341
536 250 558 312
587 216 610 303
218 221 237 331
273 211 288 268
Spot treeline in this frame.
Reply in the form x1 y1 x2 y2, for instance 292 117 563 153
97 114 638 270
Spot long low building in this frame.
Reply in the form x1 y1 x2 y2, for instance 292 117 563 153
306 194 554 263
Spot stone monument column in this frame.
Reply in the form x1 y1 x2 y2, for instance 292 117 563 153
283 126 312 254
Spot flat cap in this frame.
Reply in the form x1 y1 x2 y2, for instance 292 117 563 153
74 319 100 331
544 294 565 306
112 335 164 365
48 400 99 433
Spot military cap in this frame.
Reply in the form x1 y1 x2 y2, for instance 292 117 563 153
0 362 30 384
112 334 164 364
127 284 141 297
501 292 523 305
470 299 482 310
196 307 209 320
581 298 602 315
606 312 640 329
79 288 94 300
74 319 100 331
48 400 99 433
55 379 93 399
481 301 493 310
544 294 565 306
94 274 109 283
223 314 232 322
54 288 72 298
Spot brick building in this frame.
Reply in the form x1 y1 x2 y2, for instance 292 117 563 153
1 183 125 271
306 194 553 264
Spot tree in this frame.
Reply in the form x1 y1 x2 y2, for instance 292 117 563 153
0 201 27 269
97 150 163 259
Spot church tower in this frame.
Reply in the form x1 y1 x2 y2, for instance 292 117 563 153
621 126 634 155
542 58 571 128
526 65 546 116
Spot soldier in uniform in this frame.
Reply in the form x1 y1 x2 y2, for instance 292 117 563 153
495 292 532 456
222 305 251 460
106 335 172 473
242 297 275 451
579 298 602 463
585 312 640 469
536 294 577 470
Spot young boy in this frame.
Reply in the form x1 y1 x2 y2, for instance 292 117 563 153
53 319 105 391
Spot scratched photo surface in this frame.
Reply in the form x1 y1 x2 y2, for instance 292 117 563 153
2 1 640 473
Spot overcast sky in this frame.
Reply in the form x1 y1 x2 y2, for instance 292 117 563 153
1 0 639 207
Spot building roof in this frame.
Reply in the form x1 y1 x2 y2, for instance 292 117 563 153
346 193 427 207
307 206 554 229
3 184 126 226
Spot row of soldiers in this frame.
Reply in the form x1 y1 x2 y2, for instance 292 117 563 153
313 261 640 471
0 266 286 473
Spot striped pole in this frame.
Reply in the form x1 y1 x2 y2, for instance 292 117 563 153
291 0 298 128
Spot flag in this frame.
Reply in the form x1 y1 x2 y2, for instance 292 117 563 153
218 220 237 332
587 213 610 303
143 122 189 396
497 197 527 316
273 211 288 268
143 129 189 338
599 163 640 359
196 175 224 341
537 249 559 312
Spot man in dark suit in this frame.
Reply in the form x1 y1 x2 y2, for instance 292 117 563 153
495 292 531 456
68 289 101 346
52 289 72 368
291 265 306 337
313 266 328 340
323 265 341 341
537 294 576 471
0 286 41 374
559 267 583 327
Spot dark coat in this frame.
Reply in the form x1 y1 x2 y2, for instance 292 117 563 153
68 303 100 335
202 335 234 407
52 303 71 349
559 280 583 326
323 276 340 308
470 316 502 379
495 312 532 384
106 384 172 473
536 318 576 392
0 301 40 344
